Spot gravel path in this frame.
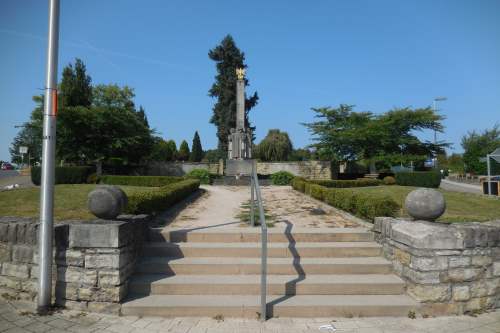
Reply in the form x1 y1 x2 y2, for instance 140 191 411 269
158 185 362 230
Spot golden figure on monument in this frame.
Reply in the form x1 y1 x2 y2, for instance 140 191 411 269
236 68 245 80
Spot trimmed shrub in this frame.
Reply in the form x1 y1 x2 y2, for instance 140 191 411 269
185 169 211 185
291 177 306 193
395 172 441 188
270 171 295 185
126 179 200 214
100 175 183 187
310 178 380 188
294 179 399 221
86 173 98 184
383 176 396 185
31 166 94 186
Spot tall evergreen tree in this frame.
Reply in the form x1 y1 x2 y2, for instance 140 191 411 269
208 35 259 153
178 140 190 161
59 58 92 107
190 131 203 162
136 105 149 128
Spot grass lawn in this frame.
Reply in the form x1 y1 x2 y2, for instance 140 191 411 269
0 184 153 221
348 185 500 223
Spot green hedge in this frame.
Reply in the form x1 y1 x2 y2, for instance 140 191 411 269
126 179 200 214
395 171 441 188
100 175 183 187
31 166 94 186
310 178 381 188
270 171 295 185
292 177 399 221
185 169 211 184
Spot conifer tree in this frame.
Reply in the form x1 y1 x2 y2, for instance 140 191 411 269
190 131 203 162
178 140 190 161
208 35 259 153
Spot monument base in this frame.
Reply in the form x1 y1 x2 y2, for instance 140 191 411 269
225 159 254 176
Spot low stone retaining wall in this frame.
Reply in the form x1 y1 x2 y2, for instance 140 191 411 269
374 217 500 315
0 215 150 314
145 160 332 179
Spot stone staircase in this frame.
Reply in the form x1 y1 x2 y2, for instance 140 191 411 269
121 227 418 318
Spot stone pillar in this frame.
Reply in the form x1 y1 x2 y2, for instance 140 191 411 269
236 79 245 130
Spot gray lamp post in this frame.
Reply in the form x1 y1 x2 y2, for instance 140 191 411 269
38 0 60 314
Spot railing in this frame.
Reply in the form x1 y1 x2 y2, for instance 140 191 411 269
249 160 267 321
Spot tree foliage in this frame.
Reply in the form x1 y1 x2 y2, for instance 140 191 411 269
10 58 154 165
59 58 92 107
303 105 449 167
190 131 203 162
461 124 500 174
256 129 293 162
208 35 259 153
178 140 190 161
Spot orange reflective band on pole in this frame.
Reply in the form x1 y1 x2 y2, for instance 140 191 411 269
52 89 58 116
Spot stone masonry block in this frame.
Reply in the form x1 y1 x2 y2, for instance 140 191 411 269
390 220 465 250
410 256 448 271
449 256 471 268
493 262 500 276
2 262 29 279
407 283 451 302
452 285 470 301
69 220 133 248
12 245 34 264
403 266 441 284
443 268 483 283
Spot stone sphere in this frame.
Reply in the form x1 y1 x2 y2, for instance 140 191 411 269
88 185 128 219
404 188 446 221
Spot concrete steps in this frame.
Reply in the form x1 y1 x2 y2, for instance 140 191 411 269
129 274 406 295
123 227 419 318
151 227 374 243
142 241 382 258
135 256 394 275
122 294 418 318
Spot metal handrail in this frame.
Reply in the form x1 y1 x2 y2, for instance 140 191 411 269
250 161 267 321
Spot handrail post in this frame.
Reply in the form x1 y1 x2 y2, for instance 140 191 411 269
250 167 255 227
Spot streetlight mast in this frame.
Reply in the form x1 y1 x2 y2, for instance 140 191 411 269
38 0 60 314
432 97 447 168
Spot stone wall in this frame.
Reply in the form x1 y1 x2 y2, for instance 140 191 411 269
374 217 500 315
145 161 332 179
145 161 221 176
0 215 150 314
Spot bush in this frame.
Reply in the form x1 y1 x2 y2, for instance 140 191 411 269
126 179 200 214
310 178 380 188
270 171 295 185
395 171 441 188
31 166 94 186
294 178 399 221
87 173 98 184
291 177 306 193
383 176 396 185
185 169 211 184
100 175 183 187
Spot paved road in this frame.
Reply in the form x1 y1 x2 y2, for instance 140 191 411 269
0 170 33 190
1 298 499 333
0 170 19 180
441 179 483 195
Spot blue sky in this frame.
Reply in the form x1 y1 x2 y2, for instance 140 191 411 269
1 0 499 161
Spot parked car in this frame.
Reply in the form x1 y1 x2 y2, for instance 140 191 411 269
1 163 14 170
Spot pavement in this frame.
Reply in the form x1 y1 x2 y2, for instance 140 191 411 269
440 179 483 195
0 171 33 191
1 298 500 333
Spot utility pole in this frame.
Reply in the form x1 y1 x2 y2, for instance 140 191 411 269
37 0 60 314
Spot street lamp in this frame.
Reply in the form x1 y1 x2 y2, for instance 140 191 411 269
432 97 447 168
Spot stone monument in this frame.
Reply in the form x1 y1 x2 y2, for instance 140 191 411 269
226 68 254 177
